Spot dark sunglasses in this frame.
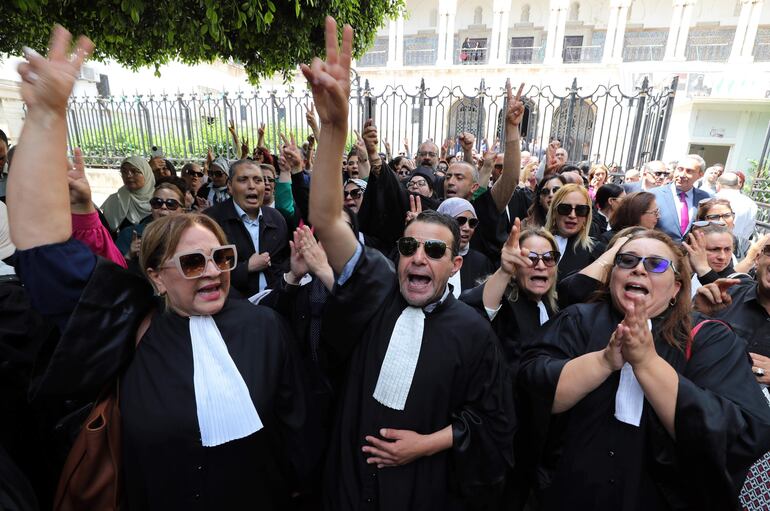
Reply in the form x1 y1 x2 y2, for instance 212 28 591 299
162 245 238 279
556 203 591 217
615 252 676 274
527 251 560 267
149 197 182 210
397 237 449 260
653 171 670 177
343 189 363 200
211 170 227 178
186 170 205 178
539 186 561 196
456 217 479 228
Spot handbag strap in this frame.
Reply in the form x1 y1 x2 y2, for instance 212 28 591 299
687 319 729 361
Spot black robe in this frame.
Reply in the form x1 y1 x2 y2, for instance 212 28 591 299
321 247 515 510
555 236 597 283
26 255 319 510
459 248 495 292
519 302 770 511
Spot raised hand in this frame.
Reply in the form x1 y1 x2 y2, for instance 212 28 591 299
241 137 250 159
459 132 475 153
506 82 526 128
405 194 422 224
288 227 311 281
682 231 709 276
693 278 740 315
280 133 303 173
67 147 94 213
17 25 94 114
500 218 533 275
257 123 266 139
362 119 379 155
299 17 353 126
305 103 319 138
295 225 330 277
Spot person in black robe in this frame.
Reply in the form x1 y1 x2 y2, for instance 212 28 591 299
519 229 770 510
8 31 319 510
543 183 598 282
301 21 515 510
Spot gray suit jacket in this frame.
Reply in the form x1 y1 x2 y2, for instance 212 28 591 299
650 184 712 242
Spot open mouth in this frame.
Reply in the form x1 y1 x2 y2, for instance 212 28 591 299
445 189 457 197
563 221 578 229
530 275 549 284
624 283 649 296
197 283 222 301
245 193 260 203
407 273 432 291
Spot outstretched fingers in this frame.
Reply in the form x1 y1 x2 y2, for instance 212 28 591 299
515 82 524 102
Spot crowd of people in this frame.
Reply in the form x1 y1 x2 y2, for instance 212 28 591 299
2 20 770 511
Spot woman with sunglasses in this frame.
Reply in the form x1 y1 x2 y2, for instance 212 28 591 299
545 183 597 281
525 175 567 228
116 182 186 262
519 229 770 510
101 156 155 237
196 156 231 205
437 198 494 296
8 30 316 509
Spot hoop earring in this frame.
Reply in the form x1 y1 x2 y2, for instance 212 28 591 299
669 296 677 306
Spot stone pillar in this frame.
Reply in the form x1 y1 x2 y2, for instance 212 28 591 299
437 0 458 65
396 15 405 65
674 1 694 59
490 0 511 65
545 0 568 64
387 19 398 67
742 1 764 59
602 2 620 63
664 2 684 60
445 7 457 64
437 0 448 65
612 3 630 60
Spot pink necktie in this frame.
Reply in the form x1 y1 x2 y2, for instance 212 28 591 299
678 192 689 234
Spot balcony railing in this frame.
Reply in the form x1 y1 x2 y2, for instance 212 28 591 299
508 46 545 64
754 42 770 62
404 47 437 66
686 43 731 62
455 47 488 65
563 45 603 63
357 49 388 67
623 44 665 62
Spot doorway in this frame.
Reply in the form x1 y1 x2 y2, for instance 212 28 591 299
687 144 731 168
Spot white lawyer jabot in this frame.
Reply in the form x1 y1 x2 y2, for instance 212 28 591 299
189 315 264 447
613 319 653 427
373 306 426 410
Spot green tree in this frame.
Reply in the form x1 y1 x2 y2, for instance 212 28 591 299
3 0 403 82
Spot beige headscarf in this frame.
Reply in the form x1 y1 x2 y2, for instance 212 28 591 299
101 156 155 231
0 201 15 260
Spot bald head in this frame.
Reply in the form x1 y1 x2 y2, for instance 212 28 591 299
718 172 741 189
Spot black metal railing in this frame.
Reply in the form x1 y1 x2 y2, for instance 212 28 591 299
63 75 679 171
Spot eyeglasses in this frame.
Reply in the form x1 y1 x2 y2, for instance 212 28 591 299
408 179 429 188
398 168 412 176
540 186 561 196
644 208 660 216
556 203 591 217
691 220 726 229
185 170 204 178
149 197 182 210
211 170 227 178
396 237 449 260
704 212 734 221
615 252 676 274
527 251 560 267
343 189 363 200
653 171 670 177
120 167 142 177
455 216 479 228
162 245 238 279
417 151 437 158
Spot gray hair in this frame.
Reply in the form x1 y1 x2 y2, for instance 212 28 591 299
685 154 706 173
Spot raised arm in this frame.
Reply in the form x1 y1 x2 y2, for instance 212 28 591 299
490 82 524 213
8 26 94 250
302 17 358 274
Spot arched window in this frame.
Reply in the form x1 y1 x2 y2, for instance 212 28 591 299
569 1 580 22
474 6 483 24
521 4 531 23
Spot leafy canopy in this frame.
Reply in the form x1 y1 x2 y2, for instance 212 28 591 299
3 0 403 82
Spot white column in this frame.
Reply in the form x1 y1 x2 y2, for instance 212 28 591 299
742 1 764 58
445 7 457 64
490 12 502 64
674 1 694 59
437 0 448 65
602 3 620 63
545 0 568 64
490 0 511 65
730 0 752 61
552 6 568 63
664 2 684 60
387 19 398 66
612 4 630 60
396 16 405 65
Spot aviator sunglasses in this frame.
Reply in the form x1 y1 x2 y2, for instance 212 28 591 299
527 251 560 267
343 189 363 200
162 245 238 279
397 237 449 260
615 252 676 274
556 203 591 217
455 217 479 228
149 197 182 210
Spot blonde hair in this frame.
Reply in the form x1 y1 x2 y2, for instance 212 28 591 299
506 228 559 312
545 183 594 252
589 164 608 183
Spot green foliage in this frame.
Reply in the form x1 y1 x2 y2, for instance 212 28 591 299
3 0 403 82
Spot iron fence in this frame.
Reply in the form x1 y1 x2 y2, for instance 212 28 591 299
64 75 679 172
751 120 770 234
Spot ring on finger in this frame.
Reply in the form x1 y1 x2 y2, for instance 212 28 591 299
754 367 765 377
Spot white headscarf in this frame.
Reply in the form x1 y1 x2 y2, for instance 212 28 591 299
437 197 476 219
102 156 155 231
